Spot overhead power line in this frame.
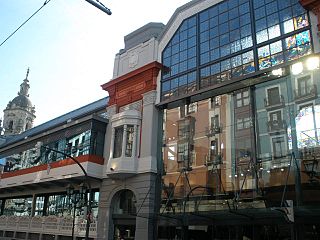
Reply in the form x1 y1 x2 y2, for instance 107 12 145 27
0 0 53 48
0 0 111 48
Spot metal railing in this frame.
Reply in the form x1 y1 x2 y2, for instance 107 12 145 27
0 215 97 237
264 95 285 109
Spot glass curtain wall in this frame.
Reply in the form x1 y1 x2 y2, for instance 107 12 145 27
162 91 258 214
3 197 32 216
161 67 320 213
1 129 104 173
161 0 311 102
6 191 101 217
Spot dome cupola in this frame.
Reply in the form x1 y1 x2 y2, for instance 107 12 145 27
3 68 36 136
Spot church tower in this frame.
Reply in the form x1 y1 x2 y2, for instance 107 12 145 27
3 68 36 136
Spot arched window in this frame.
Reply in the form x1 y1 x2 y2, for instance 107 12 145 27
25 122 31 130
8 120 13 130
117 190 136 214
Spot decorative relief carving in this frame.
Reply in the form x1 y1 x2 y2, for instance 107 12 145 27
129 51 139 68
102 62 161 109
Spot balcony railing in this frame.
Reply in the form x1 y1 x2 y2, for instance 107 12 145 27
205 125 222 137
206 154 223 166
267 119 287 133
177 154 193 171
264 95 285 111
294 84 317 103
0 215 97 238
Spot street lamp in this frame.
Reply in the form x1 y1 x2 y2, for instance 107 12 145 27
302 157 319 183
67 183 88 239
35 142 93 240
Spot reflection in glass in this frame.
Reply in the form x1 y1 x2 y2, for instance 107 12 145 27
162 67 320 216
113 126 124 158
125 125 135 157
3 197 32 216
296 105 320 148
0 130 95 173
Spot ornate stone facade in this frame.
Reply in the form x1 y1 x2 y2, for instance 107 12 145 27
3 69 36 136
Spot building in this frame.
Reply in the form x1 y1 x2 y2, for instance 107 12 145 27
0 97 108 239
157 0 320 239
0 21 165 240
2 69 36 136
1 0 320 239
98 22 164 240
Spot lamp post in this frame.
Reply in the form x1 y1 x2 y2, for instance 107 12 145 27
302 157 319 183
35 142 93 240
66 183 88 239
66 184 76 240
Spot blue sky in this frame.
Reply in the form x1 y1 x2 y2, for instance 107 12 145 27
0 0 187 126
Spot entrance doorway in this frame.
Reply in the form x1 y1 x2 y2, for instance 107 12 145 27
112 190 137 240
114 224 135 240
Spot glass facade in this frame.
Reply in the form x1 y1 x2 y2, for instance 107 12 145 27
160 5 319 235
2 197 32 216
1 191 99 217
161 64 320 217
0 128 105 173
161 0 312 101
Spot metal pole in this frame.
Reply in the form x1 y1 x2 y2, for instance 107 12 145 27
85 186 92 240
85 0 112 15
288 109 303 206
72 198 76 240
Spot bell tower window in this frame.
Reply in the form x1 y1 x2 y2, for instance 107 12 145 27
8 120 13 130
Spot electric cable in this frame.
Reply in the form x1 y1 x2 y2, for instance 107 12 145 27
0 0 53 48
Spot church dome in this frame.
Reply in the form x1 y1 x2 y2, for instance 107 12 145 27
5 68 35 114
9 95 33 109
2 68 36 136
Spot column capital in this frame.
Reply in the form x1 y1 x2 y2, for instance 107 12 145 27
106 105 117 117
142 90 157 106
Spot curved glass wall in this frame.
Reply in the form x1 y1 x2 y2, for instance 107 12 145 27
161 0 311 101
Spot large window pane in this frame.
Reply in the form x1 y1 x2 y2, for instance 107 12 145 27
113 126 124 158
125 125 135 157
